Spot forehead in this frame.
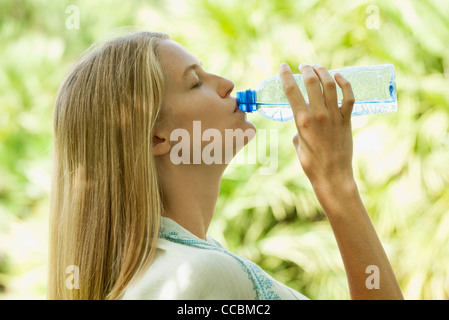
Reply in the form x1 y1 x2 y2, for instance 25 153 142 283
157 40 200 84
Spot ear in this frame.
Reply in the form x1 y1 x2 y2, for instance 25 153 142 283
153 133 171 157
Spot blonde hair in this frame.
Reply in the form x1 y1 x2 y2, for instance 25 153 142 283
48 30 170 299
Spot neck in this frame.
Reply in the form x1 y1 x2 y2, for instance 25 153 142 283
157 157 227 240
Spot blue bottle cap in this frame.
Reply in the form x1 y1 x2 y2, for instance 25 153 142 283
236 89 257 113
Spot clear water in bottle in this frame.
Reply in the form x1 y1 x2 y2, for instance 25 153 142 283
236 64 397 122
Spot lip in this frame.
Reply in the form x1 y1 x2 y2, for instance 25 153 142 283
233 101 243 113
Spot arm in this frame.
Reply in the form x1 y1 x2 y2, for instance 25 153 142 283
314 178 403 299
279 62 403 300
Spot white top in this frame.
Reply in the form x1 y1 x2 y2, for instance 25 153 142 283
122 217 308 300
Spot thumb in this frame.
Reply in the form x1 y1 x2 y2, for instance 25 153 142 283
292 132 300 148
293 133 299 147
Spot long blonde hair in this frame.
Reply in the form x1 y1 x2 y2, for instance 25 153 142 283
48 30 170 299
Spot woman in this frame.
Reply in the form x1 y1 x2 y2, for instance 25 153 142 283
48 30 403 300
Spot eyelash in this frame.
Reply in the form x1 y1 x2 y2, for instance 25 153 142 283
192 81 202 89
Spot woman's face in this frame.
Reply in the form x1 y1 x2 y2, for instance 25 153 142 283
155 39 256 163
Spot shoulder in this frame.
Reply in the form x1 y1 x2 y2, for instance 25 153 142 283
186 247 257 299
122 239 257 300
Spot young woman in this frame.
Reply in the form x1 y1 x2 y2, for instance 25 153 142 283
48 30 403 300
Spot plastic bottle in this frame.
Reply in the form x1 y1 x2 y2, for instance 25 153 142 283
236 64 397 122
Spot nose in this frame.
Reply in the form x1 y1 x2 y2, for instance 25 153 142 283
219 76 235 98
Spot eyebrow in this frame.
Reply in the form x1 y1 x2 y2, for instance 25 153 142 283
182 62 203 80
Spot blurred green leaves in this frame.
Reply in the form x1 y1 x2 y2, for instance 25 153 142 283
0 0 448 299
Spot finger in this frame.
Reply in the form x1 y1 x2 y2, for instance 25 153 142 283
312 65 339 114
334 73 355 119
298 63 324 109
279 62 307 115
292 132 300 148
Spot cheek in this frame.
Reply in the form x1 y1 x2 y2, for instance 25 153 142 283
176 97 222 124
166 92 237 140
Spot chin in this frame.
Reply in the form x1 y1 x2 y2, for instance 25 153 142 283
242 119 257 141
235 121 257 152
235 114 256 130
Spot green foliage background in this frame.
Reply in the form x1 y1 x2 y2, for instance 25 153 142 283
0 0 448 299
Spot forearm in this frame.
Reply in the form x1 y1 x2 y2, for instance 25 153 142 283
313 179 404 300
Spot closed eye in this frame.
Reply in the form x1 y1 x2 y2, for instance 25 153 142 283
192 81 202 89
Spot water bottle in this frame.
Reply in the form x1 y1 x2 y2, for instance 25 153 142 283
236 64 397 122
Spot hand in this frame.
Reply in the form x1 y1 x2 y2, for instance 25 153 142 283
279 63 404 300
279 63 356 191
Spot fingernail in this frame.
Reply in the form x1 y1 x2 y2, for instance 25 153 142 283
280 62 289 69
312 64 319 68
